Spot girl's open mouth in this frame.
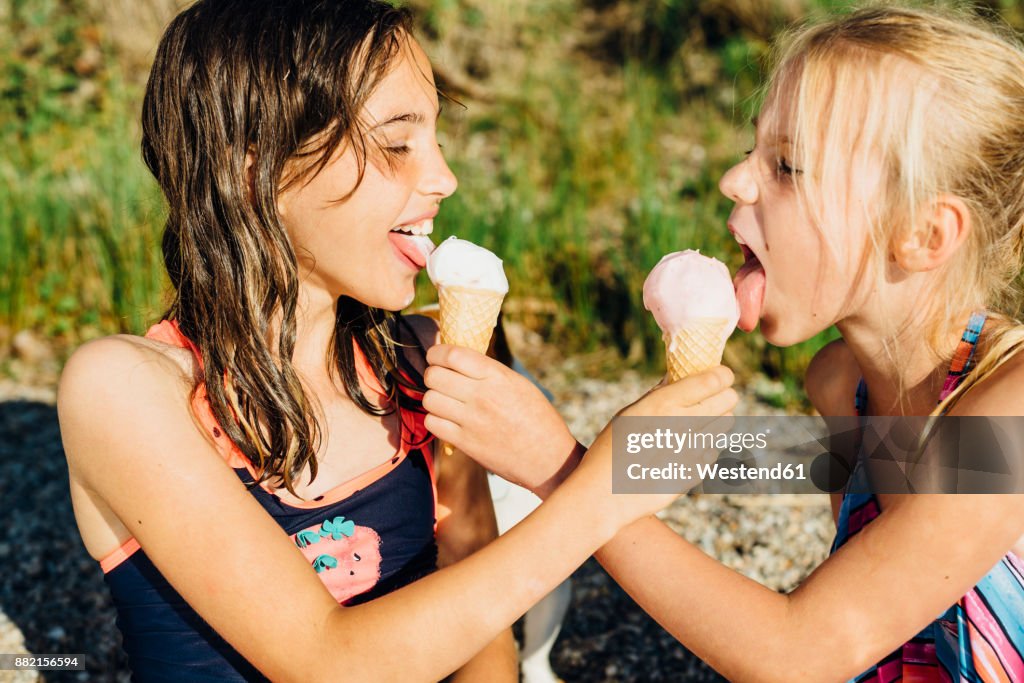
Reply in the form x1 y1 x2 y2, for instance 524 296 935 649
388 220 435 271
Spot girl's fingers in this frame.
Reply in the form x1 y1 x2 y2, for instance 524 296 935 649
425 344 493 380
704 413 736 435
423 413 461 444
669 366 735 406
421 389 466 425
689 387 740 417
623 367 737 420
422 364 477 401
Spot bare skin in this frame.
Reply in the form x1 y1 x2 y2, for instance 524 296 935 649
66 313 521 681
64 35 528 682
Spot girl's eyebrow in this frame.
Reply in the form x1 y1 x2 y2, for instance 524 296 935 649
750 116 791 144
375 112 424 128
373 106 443 129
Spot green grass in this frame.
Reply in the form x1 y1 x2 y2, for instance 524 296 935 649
0 82 168 341
1 0 169 344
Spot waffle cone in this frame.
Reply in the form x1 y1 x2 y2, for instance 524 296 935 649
665 318 732 382
436 284 504 459
437 285 505 353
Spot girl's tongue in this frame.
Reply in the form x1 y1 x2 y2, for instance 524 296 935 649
734 254 765 332
389 233 435 269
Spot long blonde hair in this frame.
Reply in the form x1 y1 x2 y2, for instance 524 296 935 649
762 4 1024 414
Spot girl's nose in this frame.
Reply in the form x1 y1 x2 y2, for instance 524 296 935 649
719 157 758 205
422 142 458 199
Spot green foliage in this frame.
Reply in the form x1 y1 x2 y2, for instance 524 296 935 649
23 0 1013 404
1 0 166 343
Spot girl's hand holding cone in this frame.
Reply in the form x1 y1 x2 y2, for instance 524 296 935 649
426 236 509 457
424 344 738 508
423 344 581 498
563 364 737 526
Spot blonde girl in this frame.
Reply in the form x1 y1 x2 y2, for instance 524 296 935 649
425 5 1024 681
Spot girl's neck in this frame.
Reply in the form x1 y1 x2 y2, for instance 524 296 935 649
267 282 341 380
837 310 970 415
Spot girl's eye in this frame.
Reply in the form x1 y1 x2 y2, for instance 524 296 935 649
744 149 754 156
385 144 411 157
775 157 802 177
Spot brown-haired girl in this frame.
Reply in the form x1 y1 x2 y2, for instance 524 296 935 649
56 0 734 680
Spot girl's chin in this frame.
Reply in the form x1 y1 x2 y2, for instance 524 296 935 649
380 286 417 312
339 284 415 312
761 315 829 348
362 270 418 311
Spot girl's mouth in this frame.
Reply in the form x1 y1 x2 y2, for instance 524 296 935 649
390 218 434 236
388 220 435 271
734 242 766 332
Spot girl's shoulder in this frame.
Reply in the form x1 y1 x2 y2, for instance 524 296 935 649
805 338 860 416
61 332 195 394
57 334 198 454
951 347 1024 416
57 333 224 556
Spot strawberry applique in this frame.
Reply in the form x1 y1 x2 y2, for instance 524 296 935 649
292 516 383 604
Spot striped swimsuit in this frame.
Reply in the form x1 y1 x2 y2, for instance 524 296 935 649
833 312 1024 682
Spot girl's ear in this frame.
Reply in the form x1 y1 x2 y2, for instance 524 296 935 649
891 194 971 272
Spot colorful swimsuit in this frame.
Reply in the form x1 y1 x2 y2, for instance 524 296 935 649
99 319 439 681
832 312 1024 682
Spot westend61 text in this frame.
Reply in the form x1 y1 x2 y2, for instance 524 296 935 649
627 462 807 481
625 428 769 455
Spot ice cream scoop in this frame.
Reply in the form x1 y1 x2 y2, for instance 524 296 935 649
427 236 509 295
643 250 739 381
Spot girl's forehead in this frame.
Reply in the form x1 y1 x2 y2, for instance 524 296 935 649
363 39 438 123
752 101 795 144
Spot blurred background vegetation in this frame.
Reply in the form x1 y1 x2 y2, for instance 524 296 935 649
3 0 1023 408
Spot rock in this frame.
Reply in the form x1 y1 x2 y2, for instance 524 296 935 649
0 610 38 683
11 331 52 364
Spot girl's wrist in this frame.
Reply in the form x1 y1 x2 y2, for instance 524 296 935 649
542 466 623 548
532 438 586 501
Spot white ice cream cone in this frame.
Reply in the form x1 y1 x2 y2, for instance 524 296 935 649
437 284 505 353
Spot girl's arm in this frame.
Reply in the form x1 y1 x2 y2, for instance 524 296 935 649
424 339 1024 681
595 493 1024 682
590 348 1024 681
58 336 691 683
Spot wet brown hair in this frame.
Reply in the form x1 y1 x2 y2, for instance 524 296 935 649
142 0 425 496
